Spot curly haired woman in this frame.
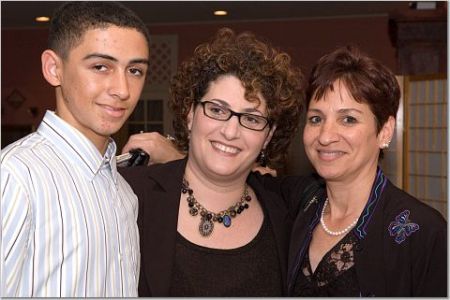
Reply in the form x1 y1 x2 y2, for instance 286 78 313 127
120 28 307 296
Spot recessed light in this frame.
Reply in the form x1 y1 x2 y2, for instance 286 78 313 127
409 1 437 10
35 16 50 22
214 10 228 16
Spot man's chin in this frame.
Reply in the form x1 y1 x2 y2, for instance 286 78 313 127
99 125 124 138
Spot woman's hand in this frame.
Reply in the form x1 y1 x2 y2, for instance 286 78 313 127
252 164 277 177
122 132 185 165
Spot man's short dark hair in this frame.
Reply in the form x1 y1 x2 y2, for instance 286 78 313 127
48 1 150 59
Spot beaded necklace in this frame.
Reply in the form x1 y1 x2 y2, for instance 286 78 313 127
181 178 252 237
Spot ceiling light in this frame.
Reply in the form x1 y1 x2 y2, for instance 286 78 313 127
35 16 50 22
214 10 227 16
409 1 437 10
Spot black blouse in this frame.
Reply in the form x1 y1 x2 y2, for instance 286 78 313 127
169 216 283 296
294 232 361 297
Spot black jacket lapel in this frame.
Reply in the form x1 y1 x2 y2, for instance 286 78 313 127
135 159 187 296
248 173 291 295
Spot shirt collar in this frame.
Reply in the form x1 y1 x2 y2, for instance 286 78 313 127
353 167 387 239
308 167 388 241
37 110 119 183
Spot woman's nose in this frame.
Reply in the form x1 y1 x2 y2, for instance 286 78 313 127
220 115 241 140
318 121 339 145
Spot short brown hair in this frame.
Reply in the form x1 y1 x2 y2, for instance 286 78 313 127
48 1 150 59
306 45 400 133
169 28 305 167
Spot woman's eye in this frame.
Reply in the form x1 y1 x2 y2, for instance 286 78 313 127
343 116 357 124
308 116 321 124
242 115 263 124
209 105 226 115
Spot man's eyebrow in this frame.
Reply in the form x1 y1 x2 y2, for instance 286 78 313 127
83 53 149 65
130 58 150 66
83 53 117 61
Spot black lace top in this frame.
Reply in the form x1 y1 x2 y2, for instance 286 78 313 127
294 232 361 296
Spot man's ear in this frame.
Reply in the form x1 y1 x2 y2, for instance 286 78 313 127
41 49 62 87
263 124 277 149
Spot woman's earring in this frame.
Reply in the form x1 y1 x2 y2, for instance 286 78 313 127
257 149 268 167
382 141 391 149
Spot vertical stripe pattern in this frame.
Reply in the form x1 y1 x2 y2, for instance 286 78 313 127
1 111 139 297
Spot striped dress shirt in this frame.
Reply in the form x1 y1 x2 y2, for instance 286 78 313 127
1 110 140 297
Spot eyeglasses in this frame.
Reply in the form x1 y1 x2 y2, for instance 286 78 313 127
196 100 271 131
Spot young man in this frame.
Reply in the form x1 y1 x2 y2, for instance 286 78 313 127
1 2 150 297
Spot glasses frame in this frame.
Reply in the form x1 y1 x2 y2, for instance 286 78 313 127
196 100 272 131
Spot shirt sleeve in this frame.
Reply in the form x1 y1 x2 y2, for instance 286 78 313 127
1 168 33 297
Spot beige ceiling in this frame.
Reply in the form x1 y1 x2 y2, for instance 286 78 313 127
2 1 411 29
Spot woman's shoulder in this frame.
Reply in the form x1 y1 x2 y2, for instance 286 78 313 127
120 158 185 178
382 181 446 230
249 172 325 216
119 158 186 191
250 172 323 194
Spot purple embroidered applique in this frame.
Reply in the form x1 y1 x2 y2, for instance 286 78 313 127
388 210 420 244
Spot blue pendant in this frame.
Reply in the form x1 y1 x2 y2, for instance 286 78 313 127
223 215 232 227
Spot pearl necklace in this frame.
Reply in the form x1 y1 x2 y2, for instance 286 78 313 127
320 198 359 236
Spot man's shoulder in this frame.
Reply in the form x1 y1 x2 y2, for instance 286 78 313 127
1 132 47 165
1 133 52 192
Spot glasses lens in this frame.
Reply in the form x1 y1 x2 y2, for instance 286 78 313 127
201 101 269 131
204 102 230 120
240 114 268 130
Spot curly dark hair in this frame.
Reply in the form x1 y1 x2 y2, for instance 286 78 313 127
48 1 150 59
169 28 305 168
